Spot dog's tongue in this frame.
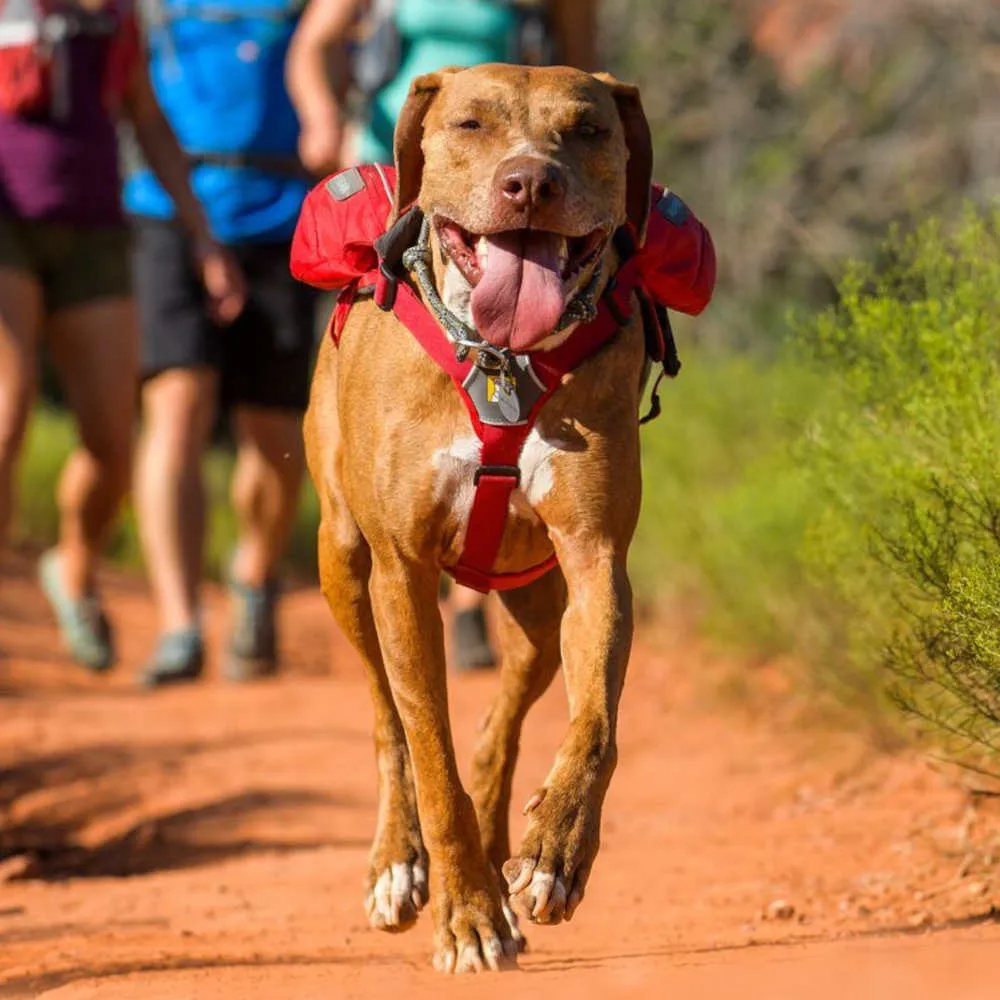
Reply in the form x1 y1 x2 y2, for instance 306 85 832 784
471 231 565 351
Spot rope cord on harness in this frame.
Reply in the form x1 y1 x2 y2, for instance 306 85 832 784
401 219 509 369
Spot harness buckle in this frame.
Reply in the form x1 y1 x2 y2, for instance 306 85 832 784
473 465 521 486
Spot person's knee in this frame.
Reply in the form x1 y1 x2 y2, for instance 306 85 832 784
236 409 306 495
86 429 134 501
0 355 37 459
141 370 216 471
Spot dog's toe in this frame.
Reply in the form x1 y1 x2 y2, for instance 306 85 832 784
432 896 519 974
365 861 428 932
503 857 575 925
502 896 528 952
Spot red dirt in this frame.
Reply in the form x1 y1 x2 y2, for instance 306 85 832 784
2 551 1000 998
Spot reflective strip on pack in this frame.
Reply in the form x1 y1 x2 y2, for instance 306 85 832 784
655 190 690 227
326 168 365 202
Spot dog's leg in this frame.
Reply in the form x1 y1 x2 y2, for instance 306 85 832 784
316 516 428 932
469 571 567 949
305 351 427 934
368 553 518 973
502 546 633 927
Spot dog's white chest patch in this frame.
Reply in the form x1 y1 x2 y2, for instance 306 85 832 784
432 428 559 532
432 435 481 532
519 427 559 505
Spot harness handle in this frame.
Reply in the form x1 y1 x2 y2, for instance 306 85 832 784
640 369 665 425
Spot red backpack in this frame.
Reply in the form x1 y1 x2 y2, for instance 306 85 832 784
0 0 139 120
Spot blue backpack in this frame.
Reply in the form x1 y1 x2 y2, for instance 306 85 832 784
125 0 308 243
145 0 303 166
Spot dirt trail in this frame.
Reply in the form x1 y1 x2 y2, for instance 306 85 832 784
2 552 1000 999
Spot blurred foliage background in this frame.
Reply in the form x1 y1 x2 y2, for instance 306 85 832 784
14 0 1000 759
603 0 1000 348
611 0 1000 758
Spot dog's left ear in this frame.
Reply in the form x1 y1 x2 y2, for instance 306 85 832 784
391 67 460 223
593 73 653 243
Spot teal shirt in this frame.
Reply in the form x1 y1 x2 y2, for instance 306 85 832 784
358 0 520 165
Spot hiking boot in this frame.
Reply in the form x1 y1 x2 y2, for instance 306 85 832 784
452 606 497 672
138 628 205 689
38 549 115 672
225 576 279 681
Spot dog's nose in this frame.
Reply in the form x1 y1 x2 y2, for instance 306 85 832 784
496 156 567 212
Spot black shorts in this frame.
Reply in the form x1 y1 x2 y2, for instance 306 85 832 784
133 218 316 411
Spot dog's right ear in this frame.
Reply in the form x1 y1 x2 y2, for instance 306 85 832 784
593 73 653 243
391 68 458 223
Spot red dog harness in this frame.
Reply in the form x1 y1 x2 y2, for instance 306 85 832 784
291 165 716 592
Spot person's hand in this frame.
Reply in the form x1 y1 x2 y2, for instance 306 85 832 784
194 239 247 326
298 105 344 177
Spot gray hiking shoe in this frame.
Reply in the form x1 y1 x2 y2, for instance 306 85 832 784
138 628 205 689
38 549 115 672
452 607 497 672
225 577 279 681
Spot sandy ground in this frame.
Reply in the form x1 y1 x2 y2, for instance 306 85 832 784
2 551 1000 998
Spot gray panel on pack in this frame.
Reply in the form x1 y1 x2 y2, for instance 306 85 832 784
656 190 689 227
326 168 365 202
462 356 546 427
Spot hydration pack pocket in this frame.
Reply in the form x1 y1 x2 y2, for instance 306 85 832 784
290 164 397 290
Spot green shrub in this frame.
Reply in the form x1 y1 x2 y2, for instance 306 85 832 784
636 207 1000 757
796 208 1000 755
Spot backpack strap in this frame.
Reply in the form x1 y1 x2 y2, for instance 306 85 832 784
143 0 305 25
185 151 310 181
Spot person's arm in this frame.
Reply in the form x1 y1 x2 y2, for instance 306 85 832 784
286 0 364 176
548 0 598 71
122 49 247 324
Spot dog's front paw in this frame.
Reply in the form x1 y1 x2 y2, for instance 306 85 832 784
502 786 601 925
365 859 428 932
431 888 519 974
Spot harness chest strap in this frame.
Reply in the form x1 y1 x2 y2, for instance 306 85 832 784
382 255 643 593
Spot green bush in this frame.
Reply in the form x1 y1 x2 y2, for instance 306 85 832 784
796 208 1000 755
634 207 1000 756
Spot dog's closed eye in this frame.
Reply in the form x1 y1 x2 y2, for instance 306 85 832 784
455 119 483 131
570 122 607 139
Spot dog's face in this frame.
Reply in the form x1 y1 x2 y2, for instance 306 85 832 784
392 64 652 352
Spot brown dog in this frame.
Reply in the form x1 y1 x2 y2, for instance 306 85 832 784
303 63 653 974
